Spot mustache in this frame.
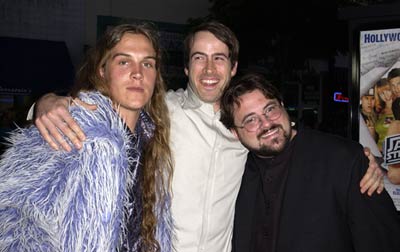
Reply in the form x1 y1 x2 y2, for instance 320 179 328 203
257 124 282 139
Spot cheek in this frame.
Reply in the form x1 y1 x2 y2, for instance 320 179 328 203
146 70 157 84
238 131 257 144
217 64 232 78
148 83 156 97
190 62 205 73
106 67 128 82
108 82 121 97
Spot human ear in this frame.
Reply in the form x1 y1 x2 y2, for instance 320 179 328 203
99 66 105 78
230 128 239 140
231 62 238 77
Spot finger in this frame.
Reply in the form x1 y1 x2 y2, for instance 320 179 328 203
40 113 72 152
367 171 383 196
360 174 373 194
376 168 385 194
35 118 60 151
360 148 378 191
360 165 375 192
377 177 385 194
363 147 371 156
362 167 383 196
73 98 97 111
54 111 85 148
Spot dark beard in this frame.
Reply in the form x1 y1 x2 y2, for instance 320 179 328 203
251 125 292 157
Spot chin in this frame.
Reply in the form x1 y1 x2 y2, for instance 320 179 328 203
256 135 290 157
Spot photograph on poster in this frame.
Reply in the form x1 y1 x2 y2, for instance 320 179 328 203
359 27 400 210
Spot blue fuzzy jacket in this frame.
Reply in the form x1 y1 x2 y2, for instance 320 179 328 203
0 92 173 252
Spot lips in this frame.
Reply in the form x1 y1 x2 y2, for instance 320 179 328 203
126 86 144 92
200 76 219 89
258 126 280 139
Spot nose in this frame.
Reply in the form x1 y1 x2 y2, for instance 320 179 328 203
259 114 273 128
130 63 143 80
204 59 215 74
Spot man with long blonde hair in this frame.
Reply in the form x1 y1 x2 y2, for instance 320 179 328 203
0 23 173 252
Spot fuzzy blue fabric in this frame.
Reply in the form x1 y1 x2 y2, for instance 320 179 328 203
0 91 173 252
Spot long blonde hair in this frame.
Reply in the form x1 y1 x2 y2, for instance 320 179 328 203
71 23 173 252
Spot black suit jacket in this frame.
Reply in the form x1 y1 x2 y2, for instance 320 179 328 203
233 130 400 252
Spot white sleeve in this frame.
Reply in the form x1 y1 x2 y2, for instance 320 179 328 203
26 103 35 120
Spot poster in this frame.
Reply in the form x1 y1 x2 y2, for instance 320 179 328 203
358 27 400 209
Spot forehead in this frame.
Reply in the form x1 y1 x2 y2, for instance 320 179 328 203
377 84 390 91
390 76 400 84
113 33 155 51
190 31 229 54
362 95 374 100
235 90 276 114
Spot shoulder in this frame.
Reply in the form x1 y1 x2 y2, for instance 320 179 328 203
165 88 186 112
297 130 364 158
71 91 127 143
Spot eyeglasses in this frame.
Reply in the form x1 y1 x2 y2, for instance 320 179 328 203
235 103 283 132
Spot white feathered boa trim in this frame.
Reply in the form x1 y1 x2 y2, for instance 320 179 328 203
0 91 173 252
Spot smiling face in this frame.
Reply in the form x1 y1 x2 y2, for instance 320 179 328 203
231 89 295 157
184 31 237 111
100 33 157 128
377 84 393 102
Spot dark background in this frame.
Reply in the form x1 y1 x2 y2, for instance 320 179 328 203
1 0 400 140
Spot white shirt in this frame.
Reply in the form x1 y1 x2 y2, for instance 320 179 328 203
166 85 248 252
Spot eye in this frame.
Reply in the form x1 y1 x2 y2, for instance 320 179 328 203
214 55 227 61
265 104 277 114
143 61 154 68
192 54 205 61
118 60 129 65
243 116 258 126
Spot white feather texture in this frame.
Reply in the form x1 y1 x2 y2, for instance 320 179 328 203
0 91 172 252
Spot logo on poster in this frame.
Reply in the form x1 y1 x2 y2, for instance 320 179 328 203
364 32 400 43
384 134 400 165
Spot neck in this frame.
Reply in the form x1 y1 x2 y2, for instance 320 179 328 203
124 113 139 132
115 105 140 132
213 101 220 113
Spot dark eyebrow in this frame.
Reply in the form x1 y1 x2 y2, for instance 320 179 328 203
112 53 131 59
190 52 207 59
242 112 257 124
241 101 279 123
143 56 157 61
213 52 229 58
190 52 229 59
111 53 157 61
263 101 279 110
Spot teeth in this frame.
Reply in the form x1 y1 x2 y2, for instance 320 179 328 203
201 79 218 85
260 128 278 138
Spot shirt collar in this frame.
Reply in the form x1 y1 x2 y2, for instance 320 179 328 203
182 84 217 115
135 109 155 145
